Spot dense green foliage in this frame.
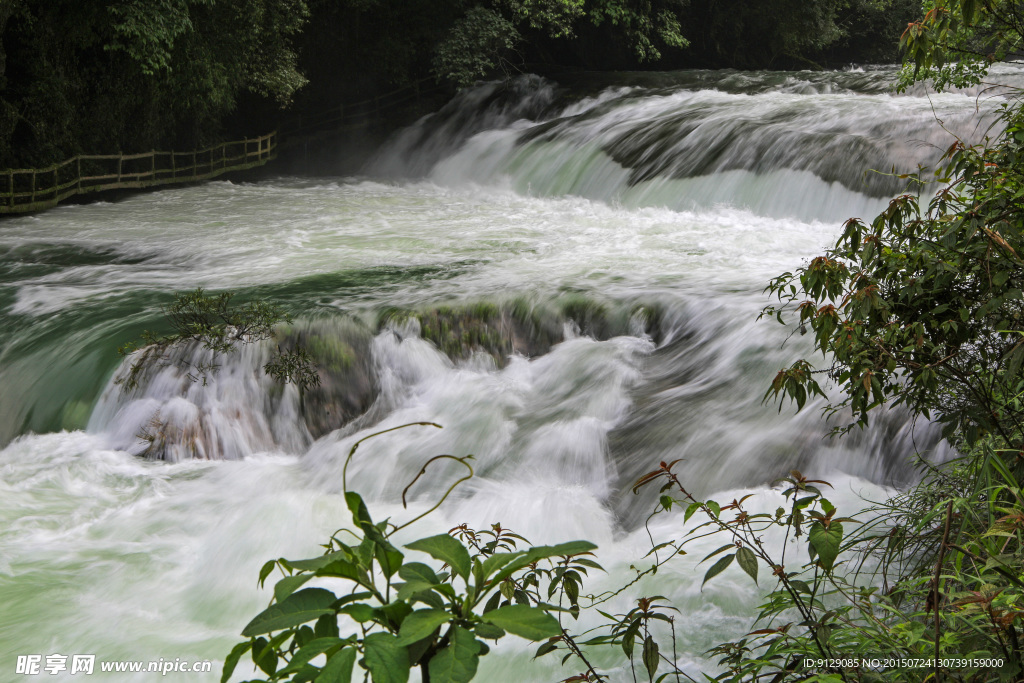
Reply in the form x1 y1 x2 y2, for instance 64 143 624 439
898 0 1024 91
118 288 319 394
749 6 1024 677
302 0 915 91
0 0 307 167
0 0 918 170
764 108 1024 448
754 104 1024 678
429 0 690 85
295 0 690 94
679 0 918 69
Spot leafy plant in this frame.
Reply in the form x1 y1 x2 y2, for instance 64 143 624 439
897 0 1024 91
224 423 600 683
762 104 1024 450
117 287 320 394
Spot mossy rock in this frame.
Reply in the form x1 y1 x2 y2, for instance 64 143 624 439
305 334 356 373
276 317 379 439
559 294 610 338
376 297 665 368
417 305 517 361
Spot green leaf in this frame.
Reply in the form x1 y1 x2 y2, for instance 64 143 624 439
683 502 701 522
483 591 502 614
345 492 373 527
317 559 365 585
314 613 340 639
275 573 314 603
239 585 335 638
292 664 321 683
221 641 251 683
564 578 579 605
359 522 404 578
396 609 452 646
253 635 278 676
735 547 758 585
962 0 976 23
399 562 442 584
427 626 481 683
278 638 346 676
316 646 356 683
242 588 338 637
473 622 505 640
621 618 641 658
259 560 277 588
338 603 376 622
375 541 405 579
481 604 561 641
701 553 734 589
523 541 597 562
642 634 659 679
808 522 843 571
363 633 410 683
397 580 441 602
479 552 524 580
405 535 472 581
700 544 736 564
288 550 352 572
297 625 315 648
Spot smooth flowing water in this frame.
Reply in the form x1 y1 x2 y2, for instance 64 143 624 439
0 66 1005 680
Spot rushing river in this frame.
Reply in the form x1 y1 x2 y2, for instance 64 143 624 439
0 66 1006 680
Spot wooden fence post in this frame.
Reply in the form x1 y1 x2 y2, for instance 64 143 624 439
1 130 280 212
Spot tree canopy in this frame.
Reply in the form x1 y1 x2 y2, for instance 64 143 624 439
0 0 921 168
764 114 1024 452
899 0 1024 91
0 0 308 167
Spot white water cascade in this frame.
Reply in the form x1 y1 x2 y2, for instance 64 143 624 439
0 66 1002 681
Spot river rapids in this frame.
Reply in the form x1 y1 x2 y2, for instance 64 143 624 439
0 65 1010 681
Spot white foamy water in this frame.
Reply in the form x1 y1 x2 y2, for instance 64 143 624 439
0 67 996 680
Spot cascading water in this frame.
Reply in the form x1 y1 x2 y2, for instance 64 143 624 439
0 66 1001 680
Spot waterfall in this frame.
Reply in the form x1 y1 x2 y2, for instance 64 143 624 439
0 65 1002 681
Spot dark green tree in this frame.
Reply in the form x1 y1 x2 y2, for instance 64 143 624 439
0 0 308 167
898 0 1024 91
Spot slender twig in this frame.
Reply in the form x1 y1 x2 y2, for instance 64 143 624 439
933 501 954 683
341 422 442 492
390 454 475 536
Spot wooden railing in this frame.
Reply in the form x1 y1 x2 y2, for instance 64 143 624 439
1 131 276 214
1 78 444 214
